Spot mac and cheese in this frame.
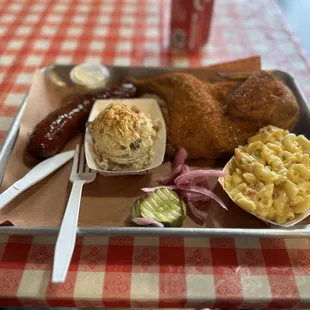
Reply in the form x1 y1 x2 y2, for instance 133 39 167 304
224 125 310 224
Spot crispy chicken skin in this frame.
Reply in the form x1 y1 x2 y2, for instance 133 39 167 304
134 71 299 159
209 80 241 102
225 71 299 130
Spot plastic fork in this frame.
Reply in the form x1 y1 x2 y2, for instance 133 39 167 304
52 144 96 283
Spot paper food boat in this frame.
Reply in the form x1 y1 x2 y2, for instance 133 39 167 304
85 98 166 176
218 156 310 228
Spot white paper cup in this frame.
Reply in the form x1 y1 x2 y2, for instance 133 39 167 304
70 63 110 89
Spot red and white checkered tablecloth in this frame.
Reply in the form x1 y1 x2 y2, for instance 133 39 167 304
1 0 310 308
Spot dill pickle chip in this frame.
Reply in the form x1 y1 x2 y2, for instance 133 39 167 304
132 188 187 227
131 196 145 218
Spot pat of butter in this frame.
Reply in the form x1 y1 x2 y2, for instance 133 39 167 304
70 63 110 88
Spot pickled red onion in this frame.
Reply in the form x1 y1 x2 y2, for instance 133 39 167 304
132 218 164 227
173 147 188 169
141 185 178 192
148 148 228 222
159 164 190 185
187 200 208 221
177 184 227 210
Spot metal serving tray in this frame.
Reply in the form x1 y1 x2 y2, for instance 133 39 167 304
0 65 310 238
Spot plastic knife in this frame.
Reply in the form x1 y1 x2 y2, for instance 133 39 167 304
0 150 75 210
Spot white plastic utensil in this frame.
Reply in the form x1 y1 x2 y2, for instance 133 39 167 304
0 150 75 210
52 144 96 283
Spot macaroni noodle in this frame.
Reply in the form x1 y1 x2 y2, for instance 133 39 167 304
224 125 310 224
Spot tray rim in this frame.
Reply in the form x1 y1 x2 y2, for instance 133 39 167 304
0 225 308 238
1 64 310 238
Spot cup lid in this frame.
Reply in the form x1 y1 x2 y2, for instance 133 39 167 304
70 63 110 88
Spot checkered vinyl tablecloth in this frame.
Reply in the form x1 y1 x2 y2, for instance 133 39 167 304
1 0 310 308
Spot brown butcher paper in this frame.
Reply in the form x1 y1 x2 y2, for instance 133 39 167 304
0 56 270 229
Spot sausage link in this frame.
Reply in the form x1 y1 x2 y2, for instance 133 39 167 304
27 84 137 158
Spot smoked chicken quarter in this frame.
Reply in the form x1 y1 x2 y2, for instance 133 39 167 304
134 71 299 159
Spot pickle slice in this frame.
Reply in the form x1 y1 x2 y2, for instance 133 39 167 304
131 196 145 218
133 188 186 227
